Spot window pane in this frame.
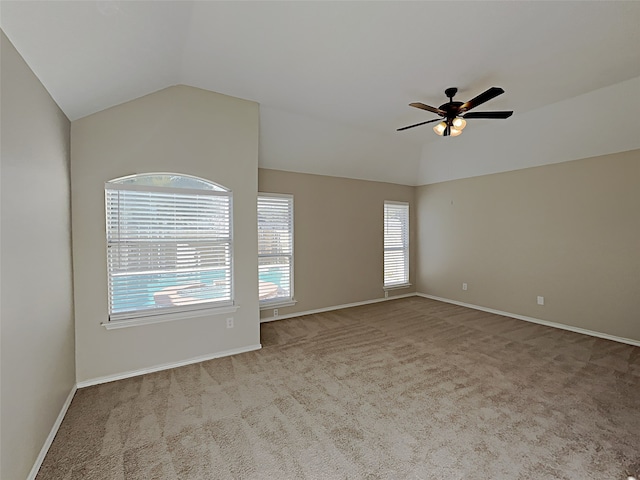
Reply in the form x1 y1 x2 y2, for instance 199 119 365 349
110 173 228 191
384 202 409 286
106 190 230 242
109 266 231 314
258 194 294 304
259 256 291 301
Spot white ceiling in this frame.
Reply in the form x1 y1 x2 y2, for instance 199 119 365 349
2 1 640 185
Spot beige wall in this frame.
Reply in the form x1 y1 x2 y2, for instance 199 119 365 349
416 149 640 342
1 32 75 480
258 169 415 320
71 85 260 383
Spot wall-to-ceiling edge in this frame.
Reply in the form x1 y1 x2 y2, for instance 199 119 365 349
418 76 640 186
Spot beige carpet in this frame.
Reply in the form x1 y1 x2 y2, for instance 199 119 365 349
37 297 640 479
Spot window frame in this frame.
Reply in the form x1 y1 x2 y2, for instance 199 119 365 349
383 200 411 290
257 192 296 310
103 173 237 329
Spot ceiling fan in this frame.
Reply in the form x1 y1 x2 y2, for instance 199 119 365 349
398 87 513 137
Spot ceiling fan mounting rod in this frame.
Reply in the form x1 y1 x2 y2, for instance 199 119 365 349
444 87 458 102
440 88 462 122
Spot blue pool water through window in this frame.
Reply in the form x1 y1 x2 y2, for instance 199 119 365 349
111 269 286 313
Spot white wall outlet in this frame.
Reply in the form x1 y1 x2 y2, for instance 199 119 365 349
537 296 544 306
384 291 389 299
462 283 468 291
273 309 279 317
226 317 234 328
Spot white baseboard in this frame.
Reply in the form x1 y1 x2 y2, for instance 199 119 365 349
417 293 640 347
260 293 417 323
76 344 262 388
28 385 77 480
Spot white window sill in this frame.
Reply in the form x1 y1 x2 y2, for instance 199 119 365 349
102 305 240 330
384 283 412 291
259 299 297 311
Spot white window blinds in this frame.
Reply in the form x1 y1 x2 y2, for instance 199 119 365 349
105 175 233 321
384 201 409 287
258 194 293 304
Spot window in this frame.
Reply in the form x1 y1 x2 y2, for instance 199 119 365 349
105 173 233 323
384 201 409 288
258 194 294 306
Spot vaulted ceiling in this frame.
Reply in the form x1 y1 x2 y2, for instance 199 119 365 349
2 1 640 185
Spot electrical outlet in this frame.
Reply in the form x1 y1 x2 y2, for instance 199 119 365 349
537 296 544 306
226 317 234 328
273 309 279 317
462 283 468 291
385 291 389 299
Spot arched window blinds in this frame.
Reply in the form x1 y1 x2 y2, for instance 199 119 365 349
105 173 233 321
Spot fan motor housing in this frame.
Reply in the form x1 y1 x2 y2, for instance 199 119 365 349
439 101 463 119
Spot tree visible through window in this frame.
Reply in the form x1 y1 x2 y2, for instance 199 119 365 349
384 201 409 287
105 173 233 321
258 194 294 305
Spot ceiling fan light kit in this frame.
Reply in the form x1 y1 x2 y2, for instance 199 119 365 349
433 116 467 136
399 86 513 137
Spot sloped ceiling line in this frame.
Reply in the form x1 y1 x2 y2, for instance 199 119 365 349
1 1 639 185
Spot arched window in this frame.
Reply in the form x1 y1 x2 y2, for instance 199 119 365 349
105 173 233 322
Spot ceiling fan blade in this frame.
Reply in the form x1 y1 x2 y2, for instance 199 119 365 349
463 111 513 119
397 118 443 131
409 102 446 116
459 87 504 112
